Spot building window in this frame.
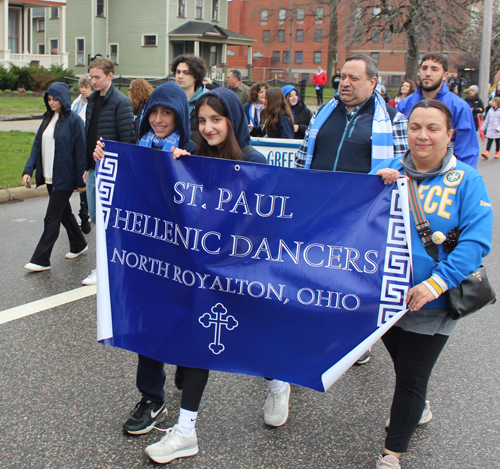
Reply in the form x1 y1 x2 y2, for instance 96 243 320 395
278 30 285 42
371 52 380 65
272 51 280 63
50 39 58 55
383 29 392 43
110 44 119 64
353 29 363 42
315 7 323 23
142 35 158 47
314 29 323 42
372 29 381 43
178 0 185 17
261 10 268 23
212 0 219 21
196 0 203 19
279 9 286 21
314 51 322 64
38 44 45 54
50 7 58 19
96 0 105 17
37 19 45 32
283 51 289 63
295 51 303 63
263 30 270 42
76 38 85 65
296 29 304 42
296 8 304 21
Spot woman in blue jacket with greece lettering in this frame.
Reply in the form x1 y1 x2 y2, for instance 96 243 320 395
370 99 492 469
22 82 88 271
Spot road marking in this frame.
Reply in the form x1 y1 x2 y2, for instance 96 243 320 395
0 286 96 325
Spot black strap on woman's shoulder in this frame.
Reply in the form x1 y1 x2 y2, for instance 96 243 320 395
406 173 440 264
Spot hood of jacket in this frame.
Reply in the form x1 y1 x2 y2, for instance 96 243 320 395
44 82 72 116
203 88 252 149
282 85 298 100
139 82 192 147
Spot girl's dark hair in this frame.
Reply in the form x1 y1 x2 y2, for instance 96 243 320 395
397 79 417 98
41 98 65 134
409 99 453 131
195 94 243 161
260 88 293 134
248 82 268 103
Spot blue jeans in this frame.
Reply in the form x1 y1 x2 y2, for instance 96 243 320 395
86 169 96 223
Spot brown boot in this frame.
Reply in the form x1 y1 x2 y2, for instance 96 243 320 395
481 151 490 159
495 152 500 159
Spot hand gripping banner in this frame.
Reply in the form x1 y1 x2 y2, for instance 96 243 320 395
96 141 412 392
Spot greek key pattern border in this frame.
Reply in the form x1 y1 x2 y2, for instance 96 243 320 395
378 188 411 327
97 151 118 229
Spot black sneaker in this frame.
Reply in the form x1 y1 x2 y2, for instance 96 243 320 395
123 398 167 435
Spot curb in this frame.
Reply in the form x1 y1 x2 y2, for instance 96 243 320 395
0 185 48 203
0 114 44 121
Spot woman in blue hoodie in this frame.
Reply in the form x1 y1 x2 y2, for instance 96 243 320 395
22 82 87 271
144 89 293 466
94 82 199 440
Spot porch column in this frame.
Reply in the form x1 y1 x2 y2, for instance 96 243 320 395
23 7 29 54
194 40 200 56
59 5 68 67
0 0 9 60
247 45 253 66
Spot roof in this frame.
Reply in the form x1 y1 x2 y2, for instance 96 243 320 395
169 21 255 44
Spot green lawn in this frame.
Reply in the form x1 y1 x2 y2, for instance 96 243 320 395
0 96 47 115
0 131 36 189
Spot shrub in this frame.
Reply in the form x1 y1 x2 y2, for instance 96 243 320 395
13 91 19 94
26 90 33 95
4 89 12 93
0 64 77 91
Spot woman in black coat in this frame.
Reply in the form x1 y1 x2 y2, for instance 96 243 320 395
282 85 313 139
22 82 87 271
465 85 484 131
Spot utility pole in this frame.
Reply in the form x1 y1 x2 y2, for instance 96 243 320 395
479 0 493 108
289 0 294 82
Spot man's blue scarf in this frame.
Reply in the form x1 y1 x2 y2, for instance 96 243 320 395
304 92 394 170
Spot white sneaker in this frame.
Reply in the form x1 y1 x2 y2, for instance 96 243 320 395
65 245 88 259
24 263 51 272
263 382 290 427
376 454 401 468
82 269 96 285
385 400 432 429
145 424 198 464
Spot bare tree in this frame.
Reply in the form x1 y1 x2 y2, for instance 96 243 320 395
342 0 473 81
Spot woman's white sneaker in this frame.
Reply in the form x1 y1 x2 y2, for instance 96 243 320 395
145 425 198 464
24 263 51 272
65 245 88 259
376 455 401 468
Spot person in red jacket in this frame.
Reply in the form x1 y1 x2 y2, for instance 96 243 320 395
313 65 327 105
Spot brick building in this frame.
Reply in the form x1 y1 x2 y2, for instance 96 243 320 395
227 0 473 87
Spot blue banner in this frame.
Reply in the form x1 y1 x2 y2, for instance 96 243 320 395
96 141 412 392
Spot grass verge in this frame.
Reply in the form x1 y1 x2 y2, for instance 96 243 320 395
0 96 47 115
0 131 36 189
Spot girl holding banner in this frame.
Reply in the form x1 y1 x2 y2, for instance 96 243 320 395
371 99 493 469
143 88 292 465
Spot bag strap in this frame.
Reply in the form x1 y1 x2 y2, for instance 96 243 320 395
406 174 440 264
241 145 256 157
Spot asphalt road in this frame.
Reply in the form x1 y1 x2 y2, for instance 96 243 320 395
0 153 499 469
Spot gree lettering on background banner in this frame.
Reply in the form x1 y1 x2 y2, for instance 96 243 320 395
96 141 412 392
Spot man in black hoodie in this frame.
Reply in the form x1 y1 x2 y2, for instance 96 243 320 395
82 57 135 285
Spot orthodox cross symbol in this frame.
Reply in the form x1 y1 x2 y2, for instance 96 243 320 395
199 303 238 355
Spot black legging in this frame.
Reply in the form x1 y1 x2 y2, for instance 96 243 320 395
486 138 500 152
181 367 209 412
382 326 448 453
